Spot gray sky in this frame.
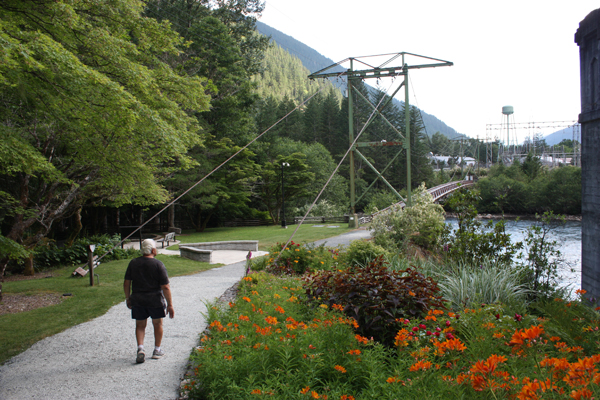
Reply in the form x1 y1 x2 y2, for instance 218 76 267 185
259 1 598 142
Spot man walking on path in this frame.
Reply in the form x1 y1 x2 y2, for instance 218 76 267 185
124 239 175 364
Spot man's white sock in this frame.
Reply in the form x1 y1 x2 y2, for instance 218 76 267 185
138 345 144 351
155 346 161 352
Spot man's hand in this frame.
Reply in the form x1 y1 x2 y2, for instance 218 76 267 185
126 298 132 309
167 305 175 319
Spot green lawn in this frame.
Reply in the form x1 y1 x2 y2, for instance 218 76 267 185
168 224 354 251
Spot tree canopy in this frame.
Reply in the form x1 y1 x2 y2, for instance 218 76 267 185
0 0 211 280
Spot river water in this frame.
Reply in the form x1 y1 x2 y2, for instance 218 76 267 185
445 218 582 292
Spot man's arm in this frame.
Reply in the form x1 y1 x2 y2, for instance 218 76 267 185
161 283 175 318
124 279 132 309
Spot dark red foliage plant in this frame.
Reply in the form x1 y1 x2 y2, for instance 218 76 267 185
302 256 445 346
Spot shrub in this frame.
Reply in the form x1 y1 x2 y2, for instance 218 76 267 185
340 239 388 267
33 234 139 270
443 188 521 265
264 241 337 275
303 257 445 346
521 211 567 300
371 184 445 252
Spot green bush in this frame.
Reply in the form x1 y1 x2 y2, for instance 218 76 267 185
303 257 445 346
371 184 445 252
33 234 139 270
264 241 338 275
340 239 388 267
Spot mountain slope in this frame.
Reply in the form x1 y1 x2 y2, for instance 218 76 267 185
256 21 461 138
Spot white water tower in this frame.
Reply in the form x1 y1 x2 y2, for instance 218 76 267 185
502 105 514 149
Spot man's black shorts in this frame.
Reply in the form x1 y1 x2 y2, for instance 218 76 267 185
132 305 166 320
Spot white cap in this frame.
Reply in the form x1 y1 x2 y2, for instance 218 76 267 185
141 239 156 255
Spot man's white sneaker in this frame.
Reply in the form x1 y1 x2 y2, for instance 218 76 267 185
152 349 165 359
136 349 145 364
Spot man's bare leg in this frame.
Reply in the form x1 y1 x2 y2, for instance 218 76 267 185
152 318 163 347
135 319 147 363
136 319 147 346
151 318 164 359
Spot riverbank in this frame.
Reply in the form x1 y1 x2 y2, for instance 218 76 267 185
445 212 582 222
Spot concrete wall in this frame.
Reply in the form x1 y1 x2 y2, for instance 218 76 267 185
182 241 258 251
576 9 600 299
179 241 259 263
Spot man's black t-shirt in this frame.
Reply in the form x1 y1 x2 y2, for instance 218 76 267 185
124 257 169 308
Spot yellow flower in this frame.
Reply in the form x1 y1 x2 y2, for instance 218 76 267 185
319 304 328 309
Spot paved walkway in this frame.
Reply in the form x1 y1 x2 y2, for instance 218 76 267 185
0 230 371 400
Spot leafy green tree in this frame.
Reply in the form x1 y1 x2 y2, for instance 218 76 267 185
0 0 210 289
256 153 315 224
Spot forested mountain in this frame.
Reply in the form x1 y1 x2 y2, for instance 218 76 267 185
256 21 461 139
252 44 341 104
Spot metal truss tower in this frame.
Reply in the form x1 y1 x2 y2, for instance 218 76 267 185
308 52 452 226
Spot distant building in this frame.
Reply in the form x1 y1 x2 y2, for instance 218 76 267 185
428 155 476 167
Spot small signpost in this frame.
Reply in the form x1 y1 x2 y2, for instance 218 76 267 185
88 244 96 286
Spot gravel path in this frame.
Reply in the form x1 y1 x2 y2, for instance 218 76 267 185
0 261 246 400
0 229 372 400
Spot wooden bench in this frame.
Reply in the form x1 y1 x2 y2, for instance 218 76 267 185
156 232 176 248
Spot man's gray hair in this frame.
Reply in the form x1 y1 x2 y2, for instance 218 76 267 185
141 239 157 255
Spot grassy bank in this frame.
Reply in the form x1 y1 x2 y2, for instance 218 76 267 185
168 224 354 251
0 255 215 364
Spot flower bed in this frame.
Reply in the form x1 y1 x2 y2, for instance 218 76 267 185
184 273 600 399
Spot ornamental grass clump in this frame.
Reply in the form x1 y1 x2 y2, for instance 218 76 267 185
303 257 445 346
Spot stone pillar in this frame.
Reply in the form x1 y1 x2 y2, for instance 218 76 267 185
575 9 600 299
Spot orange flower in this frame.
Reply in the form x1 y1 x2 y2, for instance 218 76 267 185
347 349 361 355
340 396 355 400
332 304 345 311
571 388 593 400
394 329 410 348
436 338 467 355
251 389 262 394
409 291 416 296
409 359 433 372
275 306 285 314
355 335 368 344
265 316 278 325
238 315 250 322
311 391 320 398
575 289 587 295
300 386 310 394
470 354 507 375
334 365 347 373
243 296 251 302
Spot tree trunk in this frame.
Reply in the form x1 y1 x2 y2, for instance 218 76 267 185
195 209 204 232
66 206 82 246
23 253 34 276
0 257 8 301
168 204 175 229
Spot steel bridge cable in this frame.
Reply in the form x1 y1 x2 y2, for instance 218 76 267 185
94 74 343 264
271 78 397 266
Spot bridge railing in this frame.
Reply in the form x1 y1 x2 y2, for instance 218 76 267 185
358 180 474 224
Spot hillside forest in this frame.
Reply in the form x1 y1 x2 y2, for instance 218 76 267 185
0 0 581 279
